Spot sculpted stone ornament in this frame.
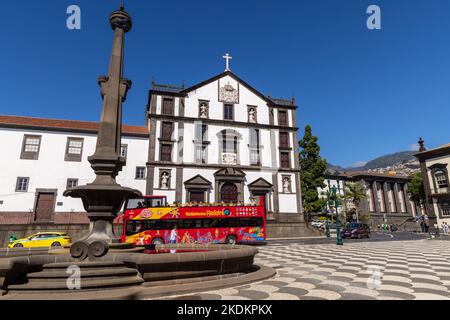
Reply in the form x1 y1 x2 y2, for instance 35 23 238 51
248 108 256 123
161 172 170 189
283 177 291 193
219 81 239 104
64 5 141 260
199 102 208 118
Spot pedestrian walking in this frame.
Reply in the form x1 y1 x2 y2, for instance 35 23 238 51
424 214 430 233
170 225 180 244
443 222 449 236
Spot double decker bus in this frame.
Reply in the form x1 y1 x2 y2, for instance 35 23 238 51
120 195 266 245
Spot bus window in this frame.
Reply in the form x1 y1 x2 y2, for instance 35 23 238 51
142 220 164 230
146 197 166 207
126 221 143 235
126 199 146 210
239 218 262 227
204 219 219 228
164 220 178 230
180 219 196 229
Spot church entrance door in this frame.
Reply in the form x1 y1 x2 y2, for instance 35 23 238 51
220 182 238 203
34 192 56 222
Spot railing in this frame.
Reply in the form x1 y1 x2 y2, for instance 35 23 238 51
151 82 184 93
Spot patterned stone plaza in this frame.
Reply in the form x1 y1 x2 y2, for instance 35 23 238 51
159 239 450 300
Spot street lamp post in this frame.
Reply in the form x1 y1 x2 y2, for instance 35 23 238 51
331 186 344 246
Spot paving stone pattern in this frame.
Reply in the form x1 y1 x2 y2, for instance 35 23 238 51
157 240 450 300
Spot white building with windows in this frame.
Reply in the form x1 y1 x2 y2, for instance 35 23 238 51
318 171 422 230
0 69 312 239
0 116 148 225
415 140 450 227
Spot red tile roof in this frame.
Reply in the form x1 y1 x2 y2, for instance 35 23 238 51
0 115 148 137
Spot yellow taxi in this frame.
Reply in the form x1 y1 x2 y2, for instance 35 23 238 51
8 232 72 248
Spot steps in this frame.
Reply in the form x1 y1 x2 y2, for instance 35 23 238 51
6 261 144 293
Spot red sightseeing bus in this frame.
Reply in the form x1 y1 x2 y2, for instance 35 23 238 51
120 195 266 245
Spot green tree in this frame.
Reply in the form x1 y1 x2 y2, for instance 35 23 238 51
299 125 327 213
408 172 426 206
344 182 367 209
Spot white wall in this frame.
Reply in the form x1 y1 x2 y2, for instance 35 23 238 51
0 128 148 213
183 75 270 125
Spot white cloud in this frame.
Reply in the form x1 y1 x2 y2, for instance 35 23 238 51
410 143 419 151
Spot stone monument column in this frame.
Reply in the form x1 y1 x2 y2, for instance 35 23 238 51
64 5 141 260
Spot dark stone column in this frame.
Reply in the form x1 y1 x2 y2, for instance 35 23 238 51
359 179 370 214
270 130 280 219
146 165 155 195
175 168 183 203
291 111 303 217
175 119 184 203
178 97 185 117
393 183 402 213
382 182 391 213
63 6 141 259
272 173 280 220
372 181 380 213
403 183 414 215
419 158 437 226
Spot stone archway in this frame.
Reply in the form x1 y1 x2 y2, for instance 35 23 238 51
248 178 273 220
214 168 246 203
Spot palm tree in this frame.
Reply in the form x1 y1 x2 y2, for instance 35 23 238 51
344 182 367 222
320 190 345 223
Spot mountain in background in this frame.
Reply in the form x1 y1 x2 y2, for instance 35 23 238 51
328 151 418 173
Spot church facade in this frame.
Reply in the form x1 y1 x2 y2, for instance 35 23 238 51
0 69 314 243
145 71 303 229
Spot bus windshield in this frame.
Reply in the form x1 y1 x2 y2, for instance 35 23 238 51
126 197 166 209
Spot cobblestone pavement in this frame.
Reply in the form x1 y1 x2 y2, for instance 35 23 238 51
159 240 450 300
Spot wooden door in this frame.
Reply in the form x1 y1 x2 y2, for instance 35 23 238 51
220 183 238 203
35 193 55 222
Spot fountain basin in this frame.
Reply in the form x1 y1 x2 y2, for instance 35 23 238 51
0 243 275 299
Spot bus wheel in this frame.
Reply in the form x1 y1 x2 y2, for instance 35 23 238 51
51 242 61 247
151 238 164 245
225 235 237 245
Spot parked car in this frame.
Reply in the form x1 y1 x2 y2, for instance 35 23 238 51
341 223 370 239
310 221 324 228
7 232 72 248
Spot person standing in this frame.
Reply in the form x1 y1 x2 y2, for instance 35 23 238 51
423 214 430 233
443 222 449 236
170 225 180 244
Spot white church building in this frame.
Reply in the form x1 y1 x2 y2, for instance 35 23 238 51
0 65 313 240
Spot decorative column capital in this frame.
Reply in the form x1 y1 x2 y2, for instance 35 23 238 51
109 5 132 32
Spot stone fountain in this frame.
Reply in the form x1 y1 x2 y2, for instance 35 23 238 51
0 5 270 299
63 4 141 260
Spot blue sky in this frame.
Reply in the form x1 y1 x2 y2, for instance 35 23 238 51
1 0 449 167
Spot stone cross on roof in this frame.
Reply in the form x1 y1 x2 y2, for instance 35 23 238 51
223 53 232 71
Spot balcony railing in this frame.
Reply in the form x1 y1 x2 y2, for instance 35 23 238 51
222 153 237 165
431 187 450 196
